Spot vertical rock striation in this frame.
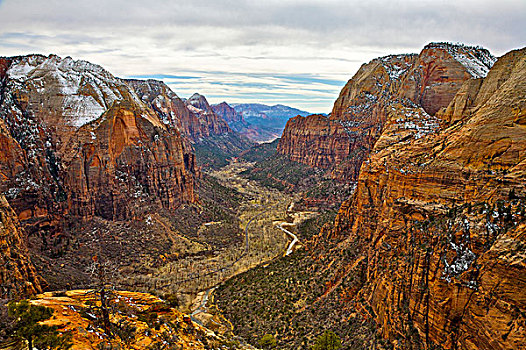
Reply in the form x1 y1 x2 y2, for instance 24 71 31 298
326 47 526 349
0 54 197 230
0 194 42 298
277 43 496 181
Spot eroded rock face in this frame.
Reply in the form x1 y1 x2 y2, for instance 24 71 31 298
212 102 245 126
0 54 196 230
328 47 526 349
126 83 253 165
126 79 202 145
0 195 42 298
63 102 196 220
127 81 235 143
277 43 496 181
185 93 233 137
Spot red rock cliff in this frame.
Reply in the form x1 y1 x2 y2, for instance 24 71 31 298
277 43 496 181
126 80 233 143
0 55 197 230
211 102 245 126
185 93 232 137
126 82 253 168
324 47 526 349
0 195 42 298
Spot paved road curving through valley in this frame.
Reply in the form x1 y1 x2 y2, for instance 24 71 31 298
275 223 300 256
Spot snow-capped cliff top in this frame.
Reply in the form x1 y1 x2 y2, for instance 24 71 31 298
424 42 497 78
186 93 211 113
5 54 143 128
374 54 417 80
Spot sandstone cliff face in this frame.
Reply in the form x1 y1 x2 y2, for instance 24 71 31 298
185 93 233 137
0 195 42 298
126 79 202 144
127 83 252 168
277 43 496 181
127 81 235 143
327 47 526 349
0 54 196 229
212 102 245 126
397 42 495 115
62 101 196 220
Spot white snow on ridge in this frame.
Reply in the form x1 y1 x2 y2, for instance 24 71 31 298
376 54 415 80
6 55 136 128
392 105 439 140
426 43 497 78
450 50 496 78
6 60 35 80
187 104 203 114
63 95 106 128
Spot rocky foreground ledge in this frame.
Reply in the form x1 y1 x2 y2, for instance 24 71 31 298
10 290 251 350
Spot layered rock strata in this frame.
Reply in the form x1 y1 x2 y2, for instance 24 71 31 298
0 54 197 230
326 47 526 349
277 43 496 181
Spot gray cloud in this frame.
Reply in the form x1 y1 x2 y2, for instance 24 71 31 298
2 0 523 51
0 0 524 112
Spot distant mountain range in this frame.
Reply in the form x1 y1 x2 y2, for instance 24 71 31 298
211 102 311 142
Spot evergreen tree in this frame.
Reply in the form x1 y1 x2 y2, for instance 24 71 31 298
312 330 342 350
8 300 72 349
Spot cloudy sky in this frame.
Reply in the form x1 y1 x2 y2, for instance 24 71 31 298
0 0 524 113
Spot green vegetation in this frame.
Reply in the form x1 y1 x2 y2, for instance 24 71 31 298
241 154 317 192
215 229 379 349
312 330 341 350
295 210 337 240
241 153 354 211
7 300 72 350
193 134 253 169
163 293 180 308
239 139 279 163
259 334 277 349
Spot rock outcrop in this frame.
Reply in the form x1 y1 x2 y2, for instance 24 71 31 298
185 93 232 137
324 47 526 349
126 82 253 166
125 79 202 144
24 290 251 349
212 102 245 126
0 195 42 298
0 54 196 231
126 81 237 143
277 43 496 181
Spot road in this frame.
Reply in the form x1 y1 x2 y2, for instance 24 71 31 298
275 223 300 256
190 206 302 327
190 287 213 325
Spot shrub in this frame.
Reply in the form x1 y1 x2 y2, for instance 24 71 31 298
259 334 277 349
8 300 72 349
311 330 342 350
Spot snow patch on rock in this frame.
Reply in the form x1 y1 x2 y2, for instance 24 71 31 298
5 54 136 128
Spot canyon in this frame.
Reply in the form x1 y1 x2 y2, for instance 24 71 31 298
217 43 526 350
1 42 525 350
